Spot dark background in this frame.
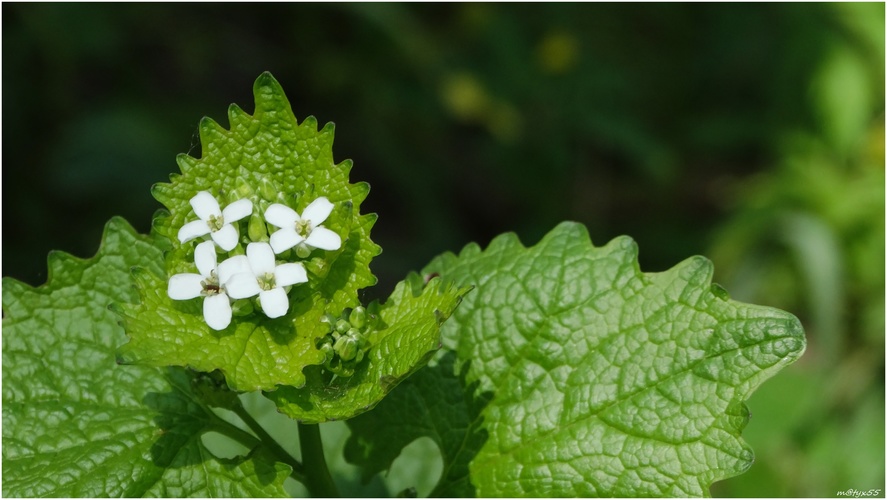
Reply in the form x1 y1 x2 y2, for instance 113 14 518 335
3 3 884 496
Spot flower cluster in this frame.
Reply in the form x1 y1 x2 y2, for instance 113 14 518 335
316 305 376 377
167 191 341 330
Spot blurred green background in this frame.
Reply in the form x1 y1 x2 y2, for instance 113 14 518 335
3 3 884 497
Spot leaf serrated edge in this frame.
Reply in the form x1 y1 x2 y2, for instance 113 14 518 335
3 217 158 311
422 220 806 496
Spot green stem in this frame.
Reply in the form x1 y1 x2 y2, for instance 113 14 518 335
209 418 262 449
231 401 306 483
298 422 340 497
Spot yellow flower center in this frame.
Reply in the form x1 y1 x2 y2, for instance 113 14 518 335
207 214 225 232
257 272 276 291
295 219 311 237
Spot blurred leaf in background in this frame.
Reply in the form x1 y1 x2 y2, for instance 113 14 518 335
3 3 883 497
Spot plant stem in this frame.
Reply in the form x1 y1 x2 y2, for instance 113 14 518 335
231 401 306 483
298 422 340 497
209 418 262 449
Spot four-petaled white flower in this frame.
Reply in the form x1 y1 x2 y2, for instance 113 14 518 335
226 242 309 318
167 241 251 330
173 190 339 327
178 191 253 252
265 197 342 255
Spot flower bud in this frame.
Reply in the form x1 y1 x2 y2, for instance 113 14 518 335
319 313 337 332
234 177 255 199
231 299 254 316
335 319 351 334
248 211 267 242
318 341 335 364
356 331 370 350
295 243 312 259
259 177 279 201
334 335 359 361
350 306 367 329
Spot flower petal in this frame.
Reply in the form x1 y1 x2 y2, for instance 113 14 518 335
211 224 239 252
190 191 222 220
302 197 334 226
246 242 277 275
178 220 211 243
203 293 232 330
168 273 204 300
275 262 308 287
259 288 289 318
305 226 342 251
265 203 299 229
269 228 304 254
222 198 253 223
194 241 218 278
225 272 262 299
217 255 251 284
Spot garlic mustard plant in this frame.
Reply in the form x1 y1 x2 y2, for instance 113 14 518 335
225 241 309 318
178 191 253 251
1 72 805 498
167 240 250 330
265 197 341 255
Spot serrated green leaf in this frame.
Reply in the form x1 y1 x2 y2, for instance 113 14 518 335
267 277 472 424
346 221 806 496
119 72 381 391
2 218 290 497
344 351 489 497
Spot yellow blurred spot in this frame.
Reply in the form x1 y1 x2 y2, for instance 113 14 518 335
441 73 490 121
440 72 523 142
536 32 579 75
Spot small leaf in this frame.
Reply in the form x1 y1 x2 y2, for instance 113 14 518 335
2 218 290 497
120 72 381 391
268 277 472 423
345 351 489 497
346 221 806 496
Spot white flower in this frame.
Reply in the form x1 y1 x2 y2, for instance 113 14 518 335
167 241 251 330
178 191 253 252
225 242 309 318
265 197 342 254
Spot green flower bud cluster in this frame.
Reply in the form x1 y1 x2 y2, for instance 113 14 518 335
317 305 375 377
234 175 287 245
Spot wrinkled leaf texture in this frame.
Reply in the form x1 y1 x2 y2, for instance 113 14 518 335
346 221 806 497
2 218 290 497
